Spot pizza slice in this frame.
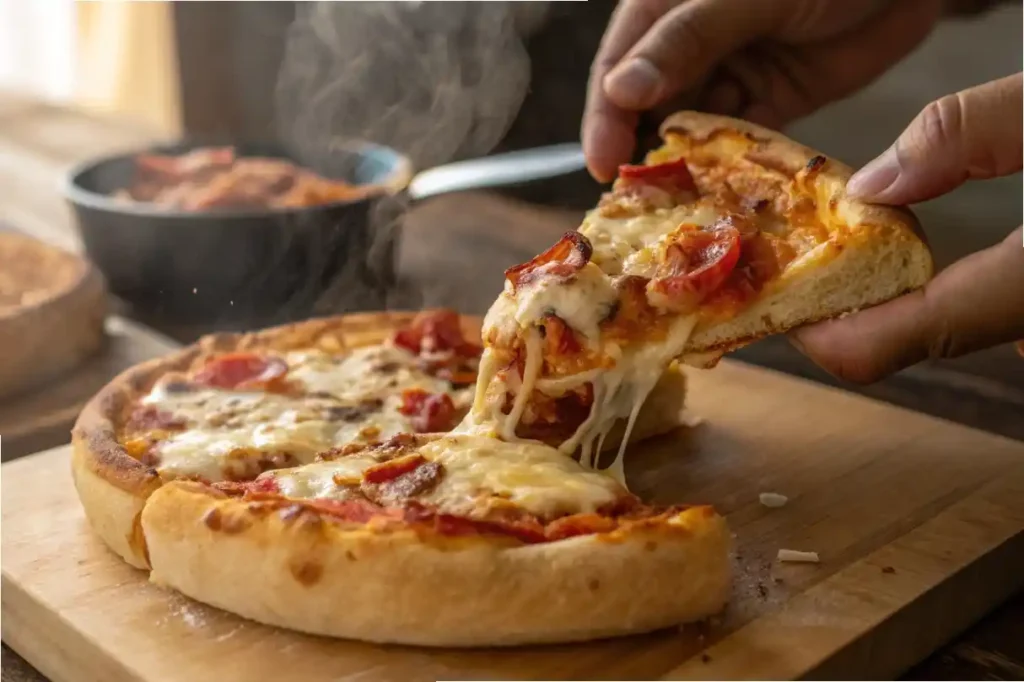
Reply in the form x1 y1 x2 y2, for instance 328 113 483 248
468 112 933 480
72 310 482 568
140 433 731 646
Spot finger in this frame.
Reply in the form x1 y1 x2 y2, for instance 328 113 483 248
705 0 940 130
791 227 1024 384
603 0 788 111
583 0 676 182
847 74 1024 204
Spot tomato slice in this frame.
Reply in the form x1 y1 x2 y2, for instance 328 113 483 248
398 389 457 432
618 158 696 192
504 232 593 291
648 221 742 312
192 352 288 390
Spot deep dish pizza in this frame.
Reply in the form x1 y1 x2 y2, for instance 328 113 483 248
469 112 932 482
73 309 690 573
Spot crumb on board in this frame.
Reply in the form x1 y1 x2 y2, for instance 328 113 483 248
777 549 820 564
757 583 769 599
759 492 789 508
701 653 712 664
882 566 896 574
773 576 785 584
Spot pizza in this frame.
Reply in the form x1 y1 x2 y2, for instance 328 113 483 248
141 433 729 646
72 309 689 572
469 111 933 481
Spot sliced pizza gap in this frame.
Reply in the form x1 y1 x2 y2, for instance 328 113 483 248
469 111 933 482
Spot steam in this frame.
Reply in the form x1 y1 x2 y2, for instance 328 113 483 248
275 2 548 316
276 2 545 171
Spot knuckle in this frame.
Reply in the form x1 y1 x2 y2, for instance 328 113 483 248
915 95 966 150
925 319 962 361
652 10 710 69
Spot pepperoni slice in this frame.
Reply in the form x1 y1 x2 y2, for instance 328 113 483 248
392 309 481 358
398 389 457 432
126 405 186 431
192 352 288 390
647 220 742 312
504 232 593 292
618 158 696 192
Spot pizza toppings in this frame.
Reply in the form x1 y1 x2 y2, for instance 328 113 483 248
193 353 289 391
647 221 742 312
362 454 429 484
618 158 696 192
399 389 458 432
505 232 593 292
392 309 481 359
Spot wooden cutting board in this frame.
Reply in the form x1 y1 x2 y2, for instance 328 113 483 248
3 361 1023 682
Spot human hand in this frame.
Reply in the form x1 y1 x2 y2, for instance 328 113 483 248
790 74 1024 382
582 0 943 181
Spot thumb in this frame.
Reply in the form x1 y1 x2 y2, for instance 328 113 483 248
846 74 1023 204
791 227 1024 384
603 0 785 110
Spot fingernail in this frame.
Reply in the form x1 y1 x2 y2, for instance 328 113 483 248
603 58 663 108
847 146 900 200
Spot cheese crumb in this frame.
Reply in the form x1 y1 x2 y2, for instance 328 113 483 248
777 549 819 564
759 492 789 508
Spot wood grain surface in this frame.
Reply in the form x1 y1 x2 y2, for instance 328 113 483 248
3 361 1023 682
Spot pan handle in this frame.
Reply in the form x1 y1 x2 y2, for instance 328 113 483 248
407 143 587 200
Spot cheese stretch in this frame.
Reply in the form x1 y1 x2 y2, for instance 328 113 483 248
461 201 714 487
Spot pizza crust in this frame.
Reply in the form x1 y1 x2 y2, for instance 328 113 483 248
0 233 107 400
658 111 934 356
142 481 731 646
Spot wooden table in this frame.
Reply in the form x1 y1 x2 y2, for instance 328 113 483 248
1 94 1022 681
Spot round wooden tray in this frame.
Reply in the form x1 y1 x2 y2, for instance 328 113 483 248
0 232 107 400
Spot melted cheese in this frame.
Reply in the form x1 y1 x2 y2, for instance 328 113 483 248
268 456 379 498
510 263 617 345
285 346 449 400
141 385 413 481
138 343 464 482
579 203 719 275
265 434 623 520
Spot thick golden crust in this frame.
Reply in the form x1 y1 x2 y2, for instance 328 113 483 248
658 111 934 355
70 311 481 569
0 234 107 400
142 481 731 646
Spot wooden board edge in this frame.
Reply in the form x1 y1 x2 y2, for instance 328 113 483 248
1 571 143 682
662 469 1024 680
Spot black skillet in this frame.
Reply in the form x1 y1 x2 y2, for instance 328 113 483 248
63 140 586 329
